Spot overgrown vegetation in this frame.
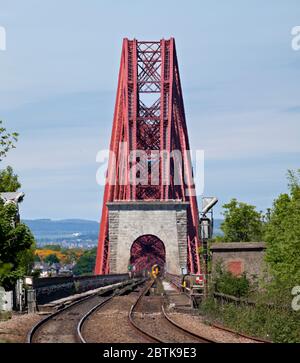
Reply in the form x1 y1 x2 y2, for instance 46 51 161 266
264 169 300 294
201 169 300 343
0 121 35 290
200 297 300 343
214 262 250 298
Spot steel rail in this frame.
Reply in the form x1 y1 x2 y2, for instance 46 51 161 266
129 279 215 343
161 304 216 343
77 279 146 343
27 279 143 343
210 322 271 343
77 296 114 343
27 292 100 343
165 274 272 343
128 279 163 343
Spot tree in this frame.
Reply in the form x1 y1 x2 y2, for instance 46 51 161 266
264 169 300 289
0 166 21 192
220 198 263 242
0 120 18 161
0 120 35 289
44 254 60 264
0 121 21 192
34 254 41 262
0 202 35 289
73 248 97 276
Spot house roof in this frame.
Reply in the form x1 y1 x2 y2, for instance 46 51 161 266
0 192 25 204
210 242 266 252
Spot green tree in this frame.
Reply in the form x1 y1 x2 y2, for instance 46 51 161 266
0 121 35 289
0 202 35 289
44 254 60 264
264 169 300 289
73 248 96 276
220 199 263 242
0 166 21 192
0 120 18 161
0 120 20 193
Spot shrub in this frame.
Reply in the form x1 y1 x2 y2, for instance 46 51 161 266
214 262 250 297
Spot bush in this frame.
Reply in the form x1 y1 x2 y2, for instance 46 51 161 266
200 297 300 343
44 254 60 264
201 262 300 342
214 262 250 297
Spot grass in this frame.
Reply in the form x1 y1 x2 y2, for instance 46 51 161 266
199 296 300 343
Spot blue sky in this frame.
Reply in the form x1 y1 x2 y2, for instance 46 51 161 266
0 0 299 220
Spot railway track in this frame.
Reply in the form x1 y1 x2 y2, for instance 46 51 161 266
28 275 271 343
165 274 271 343
28 279 145 343
129 279 215 343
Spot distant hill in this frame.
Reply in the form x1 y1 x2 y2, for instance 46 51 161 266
22 219 99 245
22 217 223 245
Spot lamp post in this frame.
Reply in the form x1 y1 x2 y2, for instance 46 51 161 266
200 216 210 296
200 197 218 296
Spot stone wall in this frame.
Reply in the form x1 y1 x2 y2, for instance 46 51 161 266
210 242 266 280
107 201 188 274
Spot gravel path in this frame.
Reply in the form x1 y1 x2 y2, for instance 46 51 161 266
0 313 42 343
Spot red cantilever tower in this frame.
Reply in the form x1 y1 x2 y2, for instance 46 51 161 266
95 38 201 275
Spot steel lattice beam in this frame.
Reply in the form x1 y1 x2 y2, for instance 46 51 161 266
95 38 201 275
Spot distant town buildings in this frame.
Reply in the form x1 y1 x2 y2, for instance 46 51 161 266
36 240 97 249
32 261 75 277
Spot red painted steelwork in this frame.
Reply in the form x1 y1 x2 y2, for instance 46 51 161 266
95 38 201 275
130 235 165 273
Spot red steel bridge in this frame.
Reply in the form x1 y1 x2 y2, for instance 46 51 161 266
95 38 201 275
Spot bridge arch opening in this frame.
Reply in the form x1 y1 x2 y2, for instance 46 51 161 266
130 234 166 273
